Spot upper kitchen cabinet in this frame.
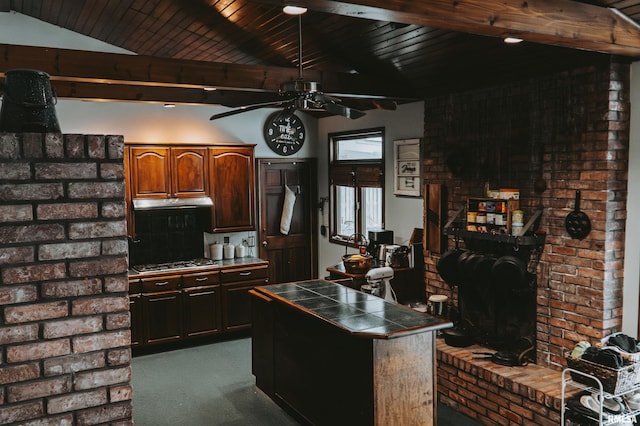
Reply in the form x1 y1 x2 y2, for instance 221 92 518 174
209 146 256 232
129 146 208 199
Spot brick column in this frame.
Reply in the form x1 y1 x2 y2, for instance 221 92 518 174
0 133 132 424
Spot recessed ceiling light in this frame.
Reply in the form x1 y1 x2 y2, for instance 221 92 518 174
164 104 176 108
283 5 307 15
203 87 217 91
504 37 523 44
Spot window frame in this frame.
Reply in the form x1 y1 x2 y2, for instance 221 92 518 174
328 127 385 247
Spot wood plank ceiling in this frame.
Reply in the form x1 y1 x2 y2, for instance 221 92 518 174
0 0 639 114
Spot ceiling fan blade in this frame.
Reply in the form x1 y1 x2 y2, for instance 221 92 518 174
209 100 293 120
323 102 366 119
370 99 398 111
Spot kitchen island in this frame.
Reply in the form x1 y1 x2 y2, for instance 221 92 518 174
250 279 452 426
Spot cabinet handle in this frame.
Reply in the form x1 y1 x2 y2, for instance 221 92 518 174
155 281 169 286
195 277 208 282
240 272 252 276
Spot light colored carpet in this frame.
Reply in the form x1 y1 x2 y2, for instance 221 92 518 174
131 337 298 426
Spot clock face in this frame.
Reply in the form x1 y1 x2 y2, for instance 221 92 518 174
263 112 305 156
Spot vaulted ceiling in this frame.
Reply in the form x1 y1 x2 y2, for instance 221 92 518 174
1 0 640 116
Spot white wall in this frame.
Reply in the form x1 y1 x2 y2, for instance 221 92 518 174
0 11 133 53
623 62 640 336
316 102 425 275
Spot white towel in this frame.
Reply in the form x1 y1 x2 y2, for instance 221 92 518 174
280 185 296 235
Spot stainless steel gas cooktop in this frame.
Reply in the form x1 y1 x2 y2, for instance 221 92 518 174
131 258 218 273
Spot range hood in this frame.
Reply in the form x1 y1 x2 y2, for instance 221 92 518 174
132 196 213 211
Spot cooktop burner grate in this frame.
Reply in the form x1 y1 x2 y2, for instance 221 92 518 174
132 258 218 273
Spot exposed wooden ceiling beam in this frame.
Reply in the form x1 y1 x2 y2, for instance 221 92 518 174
254 0 640 57
0 44 417 103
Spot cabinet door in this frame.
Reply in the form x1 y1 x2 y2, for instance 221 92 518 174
221 277 268 332
182 285 221 338
171 147 208 198
129 147 171 199
209 147 255 231
143 290 182 345
129 293 142 347
182 270 221 338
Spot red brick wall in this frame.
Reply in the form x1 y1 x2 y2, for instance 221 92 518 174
0 133 132 424
423 57 630 368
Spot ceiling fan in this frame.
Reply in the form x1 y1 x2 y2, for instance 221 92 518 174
209 14 394 121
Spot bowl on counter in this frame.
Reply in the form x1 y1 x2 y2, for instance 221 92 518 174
342 253 373 274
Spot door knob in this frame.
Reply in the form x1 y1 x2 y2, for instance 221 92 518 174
262 241 268 247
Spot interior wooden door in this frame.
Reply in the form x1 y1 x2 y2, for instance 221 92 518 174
257 159 317 284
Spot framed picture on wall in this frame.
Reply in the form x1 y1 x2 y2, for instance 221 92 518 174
394 138 422 197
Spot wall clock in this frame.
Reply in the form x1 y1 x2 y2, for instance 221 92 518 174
263 112 305 156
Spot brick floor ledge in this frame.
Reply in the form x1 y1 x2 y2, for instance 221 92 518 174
437 340 574 425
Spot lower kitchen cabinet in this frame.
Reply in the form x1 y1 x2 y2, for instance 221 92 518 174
129 261 268 348
182 286 221 337
142 274 184 344
129 292 142 347
221 265 269 332
182 270 221 338
144 290 183 345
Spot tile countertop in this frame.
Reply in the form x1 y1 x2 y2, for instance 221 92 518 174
255 279 453 339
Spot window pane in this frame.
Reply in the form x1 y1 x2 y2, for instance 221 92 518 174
362 187 383 237
336 185 355 237
336 136 382 161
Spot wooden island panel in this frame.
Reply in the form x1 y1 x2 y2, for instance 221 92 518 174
251 279 451 426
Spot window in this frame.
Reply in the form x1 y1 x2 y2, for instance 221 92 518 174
329 128 385 246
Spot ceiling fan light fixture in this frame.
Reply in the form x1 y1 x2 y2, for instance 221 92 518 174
283 5 307 15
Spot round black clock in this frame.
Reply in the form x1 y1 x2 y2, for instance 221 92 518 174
263 112 305 156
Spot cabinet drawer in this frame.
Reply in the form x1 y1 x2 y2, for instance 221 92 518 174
129 279 142 294
182 270 220 288
221 265 268 283
141 275 182 292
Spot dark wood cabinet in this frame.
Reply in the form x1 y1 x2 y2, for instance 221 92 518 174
129 281 142 347
128 146 208 200
139 274 183 345
129 146 171 199
143 290 182 344
251 282 442 426
182 270 221 338
209 146 255 232
129 261 268 348
171 147 209 198
221 264 268 332
125 143 256 235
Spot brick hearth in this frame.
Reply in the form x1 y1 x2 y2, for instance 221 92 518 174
437 341 572 425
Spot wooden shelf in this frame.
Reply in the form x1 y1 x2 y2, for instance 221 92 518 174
443 227 546 247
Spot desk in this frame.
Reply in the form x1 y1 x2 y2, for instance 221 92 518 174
250 280 452 425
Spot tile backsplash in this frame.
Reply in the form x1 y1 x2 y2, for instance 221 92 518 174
130 209 209 265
